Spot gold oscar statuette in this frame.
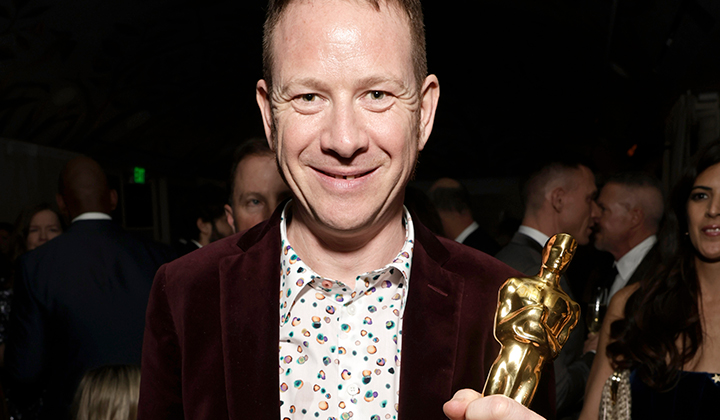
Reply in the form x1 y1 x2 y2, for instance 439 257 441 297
483 233 581 407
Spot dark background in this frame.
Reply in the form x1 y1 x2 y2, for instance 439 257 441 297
2 0 719 182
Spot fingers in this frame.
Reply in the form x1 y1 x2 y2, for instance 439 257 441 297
466 395 545 420
444 391 546 420
443 389 482 420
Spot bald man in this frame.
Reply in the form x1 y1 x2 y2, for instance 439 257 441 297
495 160 599 418
593 172 664 303
5 156 175 420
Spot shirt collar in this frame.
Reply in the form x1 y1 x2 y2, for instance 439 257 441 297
616 235 657 280
455 221 479 243
518 225 550 248
278 201 415 325
71 212 112 223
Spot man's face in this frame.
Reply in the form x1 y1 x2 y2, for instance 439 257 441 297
225 154 291 233
593 183 634 258
559 166 598 245
256 0 439 235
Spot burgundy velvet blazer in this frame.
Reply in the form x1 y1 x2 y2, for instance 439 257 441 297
138 208 555 419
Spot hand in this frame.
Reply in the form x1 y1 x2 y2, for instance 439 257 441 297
583 332 599 354
443 389 545 420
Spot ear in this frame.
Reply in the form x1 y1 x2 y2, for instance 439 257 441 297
629 206 643 229
109 189 118 211
56 193 66 214
417 74 440 151
224 204 236 234
550 187 565 213
256 79 275 151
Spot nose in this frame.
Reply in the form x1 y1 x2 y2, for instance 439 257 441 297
321 99 368 159
708 195 720 217
38 229 48 243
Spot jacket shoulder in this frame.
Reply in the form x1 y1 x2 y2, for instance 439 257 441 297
161 233 245 284
435 236 521 285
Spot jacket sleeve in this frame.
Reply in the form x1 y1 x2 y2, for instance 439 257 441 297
138 264 185 419
5 256 47 384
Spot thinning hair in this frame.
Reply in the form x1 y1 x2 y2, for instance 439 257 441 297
228 138 275 205
604 172 664 231
72 364 141 420
521 161 585 213
262 0 427 92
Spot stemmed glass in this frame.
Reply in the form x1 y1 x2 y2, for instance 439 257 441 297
586 286 608 334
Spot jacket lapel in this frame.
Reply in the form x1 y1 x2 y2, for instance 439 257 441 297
219 213 282 419
398 220 464 418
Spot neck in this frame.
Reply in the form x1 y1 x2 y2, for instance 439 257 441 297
440 212 473 239
612 231 655 261
695 257 720 296
521 212 557 239
538 268 561 286
287 206 406 290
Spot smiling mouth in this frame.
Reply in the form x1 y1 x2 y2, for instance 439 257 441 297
318 169 374 180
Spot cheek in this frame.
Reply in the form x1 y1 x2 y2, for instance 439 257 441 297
26 233 38 249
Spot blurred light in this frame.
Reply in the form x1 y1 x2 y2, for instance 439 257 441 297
133 167 146 184
627 144 637 157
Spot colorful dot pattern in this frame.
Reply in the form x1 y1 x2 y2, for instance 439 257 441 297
278 205 414 420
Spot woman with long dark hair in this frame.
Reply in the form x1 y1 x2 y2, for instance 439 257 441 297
580 140 720 419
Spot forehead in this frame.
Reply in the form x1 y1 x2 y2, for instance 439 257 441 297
599 183 627 201
30 210 58 225
270 0 413 84
236 154 276 183
695 162 720 185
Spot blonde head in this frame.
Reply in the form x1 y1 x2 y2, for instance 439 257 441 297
72 365 141 420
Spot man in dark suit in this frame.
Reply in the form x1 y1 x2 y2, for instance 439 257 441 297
593 172 664 303
495 160 599 419
429 178 500 255
139 1 549 420
5 156 174 419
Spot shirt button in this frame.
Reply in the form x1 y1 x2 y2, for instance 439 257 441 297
321 280 333 289
347 305 356 315
347 384 360 395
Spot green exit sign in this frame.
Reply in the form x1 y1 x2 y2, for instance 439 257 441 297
133 167 146 184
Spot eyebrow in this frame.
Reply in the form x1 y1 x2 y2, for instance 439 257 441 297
691 186 712 191
277 75 409 96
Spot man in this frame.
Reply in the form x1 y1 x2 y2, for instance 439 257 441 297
224 138 291 233
494 161 598 418
175 186 233 255
593 172 664 303
139 1 549 419
5 156 175 419
429 178 500 255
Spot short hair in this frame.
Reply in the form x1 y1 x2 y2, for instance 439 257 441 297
72 364 141 420
604 172 664 230
262 0 427 92
227 138 275 205
521 161 586 213
428 183 472 214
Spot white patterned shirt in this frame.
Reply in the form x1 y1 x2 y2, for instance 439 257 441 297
278 204 414 420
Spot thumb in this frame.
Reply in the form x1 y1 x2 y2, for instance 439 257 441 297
443 388 483 420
